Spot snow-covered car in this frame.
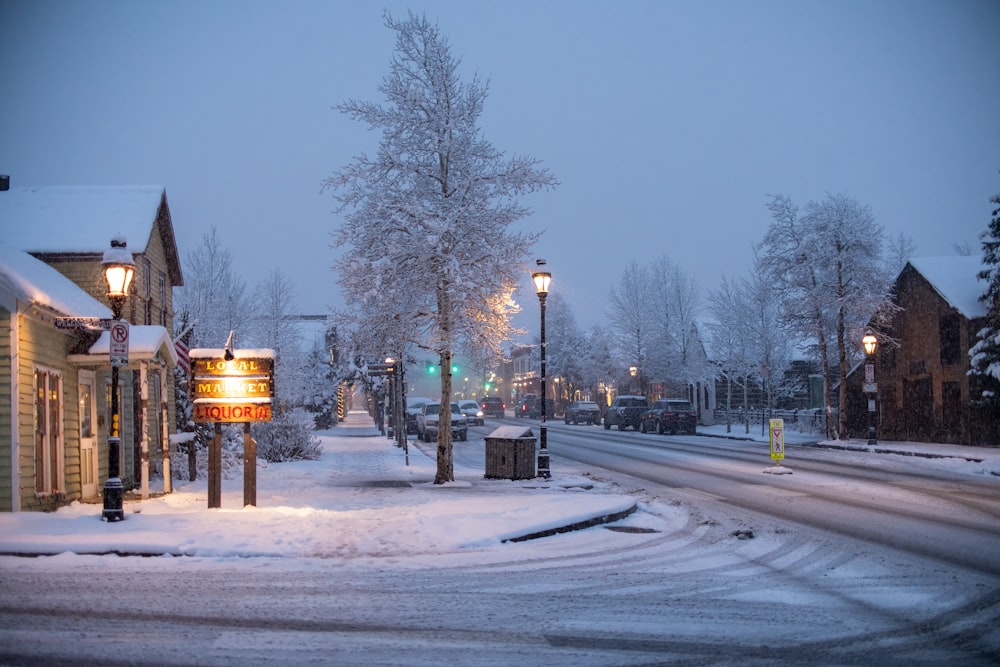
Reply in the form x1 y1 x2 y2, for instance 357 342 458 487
417 402 468 442
405 397 434 434
564 401 602 425
457 399 484 426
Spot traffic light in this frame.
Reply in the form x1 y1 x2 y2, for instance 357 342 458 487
427 362 436 374
451 364 459 373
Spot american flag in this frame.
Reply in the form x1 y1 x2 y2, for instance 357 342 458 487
174 338 190 375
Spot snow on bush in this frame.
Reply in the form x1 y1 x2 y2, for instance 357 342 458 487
252 408 323 463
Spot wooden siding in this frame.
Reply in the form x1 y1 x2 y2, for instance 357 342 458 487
16 313 83 511
0 308 13 511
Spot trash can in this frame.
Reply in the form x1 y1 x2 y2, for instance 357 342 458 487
484 426 536 480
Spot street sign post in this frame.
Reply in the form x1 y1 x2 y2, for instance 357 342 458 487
109 321 130 367
769 418 785 463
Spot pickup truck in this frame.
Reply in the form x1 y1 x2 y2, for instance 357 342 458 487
603 395 647 431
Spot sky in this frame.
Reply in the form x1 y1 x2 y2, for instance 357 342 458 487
2 0 998 336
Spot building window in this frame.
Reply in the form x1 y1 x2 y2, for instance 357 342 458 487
939 314 961 366
159 272 168 326
143 257 152 298
34 368 64 495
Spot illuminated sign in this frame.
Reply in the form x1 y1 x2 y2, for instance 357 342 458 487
193 402 273 424
190 350 274 423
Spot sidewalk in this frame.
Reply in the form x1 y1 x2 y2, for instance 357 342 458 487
0 411 637 559
2 411 996 560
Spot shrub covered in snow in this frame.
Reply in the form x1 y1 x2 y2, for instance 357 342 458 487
252 408 323 462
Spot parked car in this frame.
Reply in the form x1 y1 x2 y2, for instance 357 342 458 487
405 397 434 435
640 398 697 435
417 402 468 442
604 395 647 431
457 399 484 426
564 401 602 425
480 396 506 418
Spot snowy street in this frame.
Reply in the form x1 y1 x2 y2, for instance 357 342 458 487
2 411 999 665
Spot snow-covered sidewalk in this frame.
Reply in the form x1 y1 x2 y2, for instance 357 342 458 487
0 411 634 558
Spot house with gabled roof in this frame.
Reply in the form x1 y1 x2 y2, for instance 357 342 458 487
846 256 995 445
0 185 184 511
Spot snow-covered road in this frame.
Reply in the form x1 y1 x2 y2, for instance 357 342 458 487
2 414 999 665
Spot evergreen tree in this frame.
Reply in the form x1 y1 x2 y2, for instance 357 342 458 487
970 187 1000 409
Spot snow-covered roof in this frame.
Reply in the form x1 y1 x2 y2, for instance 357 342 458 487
69 325 179 367
907 256 987 320
0 185 164 254
0 240 112 317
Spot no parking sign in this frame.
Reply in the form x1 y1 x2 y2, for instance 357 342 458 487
109 321 129 367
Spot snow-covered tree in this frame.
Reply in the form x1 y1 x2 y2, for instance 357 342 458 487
540 292 586 411
251 268 305 409
759 193 894 439
607 261 652 393
582 324 615 406
174 227 254 350
970 187 1000 409
324 11 556 483
707 274 755 433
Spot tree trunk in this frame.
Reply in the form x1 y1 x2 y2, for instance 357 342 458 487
434 349 454 484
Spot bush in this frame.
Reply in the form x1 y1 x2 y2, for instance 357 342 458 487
252 409 323 462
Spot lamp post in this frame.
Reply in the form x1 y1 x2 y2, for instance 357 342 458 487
862 328 878 446
532 260 552 479
101 238 135 522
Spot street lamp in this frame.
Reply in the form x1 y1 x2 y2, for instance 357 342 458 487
862 328 878 446
101 237 134 522
532 260 552 479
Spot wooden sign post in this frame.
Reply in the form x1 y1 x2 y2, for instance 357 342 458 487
190 349 274 508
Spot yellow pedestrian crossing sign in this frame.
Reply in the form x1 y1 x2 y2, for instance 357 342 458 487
769 418 785 461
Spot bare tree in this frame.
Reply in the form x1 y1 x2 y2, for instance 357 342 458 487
324 11 556 483
174 226 253 350
607 261 652 393
759 193 894 439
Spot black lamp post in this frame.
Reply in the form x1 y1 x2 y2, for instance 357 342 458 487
532 260 552 479
101 238 134 522
862 328 878 447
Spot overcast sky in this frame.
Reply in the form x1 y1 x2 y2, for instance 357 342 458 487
2 0 998 337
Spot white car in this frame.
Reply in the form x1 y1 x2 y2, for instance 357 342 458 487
457 399 484 426
417 402 468 442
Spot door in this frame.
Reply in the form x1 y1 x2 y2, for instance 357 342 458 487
79 371 98 499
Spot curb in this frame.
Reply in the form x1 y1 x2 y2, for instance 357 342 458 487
501 502 638 543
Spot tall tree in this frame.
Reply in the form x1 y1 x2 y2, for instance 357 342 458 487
970 186 1000 410
759 193 893 439
174 227 253 350
541 292 586 410
252 268 304 409
607 261 652 393
707 275 755 433
324 11 555 483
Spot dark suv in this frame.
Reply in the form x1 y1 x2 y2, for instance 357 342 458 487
640 399 697 435
480 396 506 418
603 395 647 431
564 401 602 425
